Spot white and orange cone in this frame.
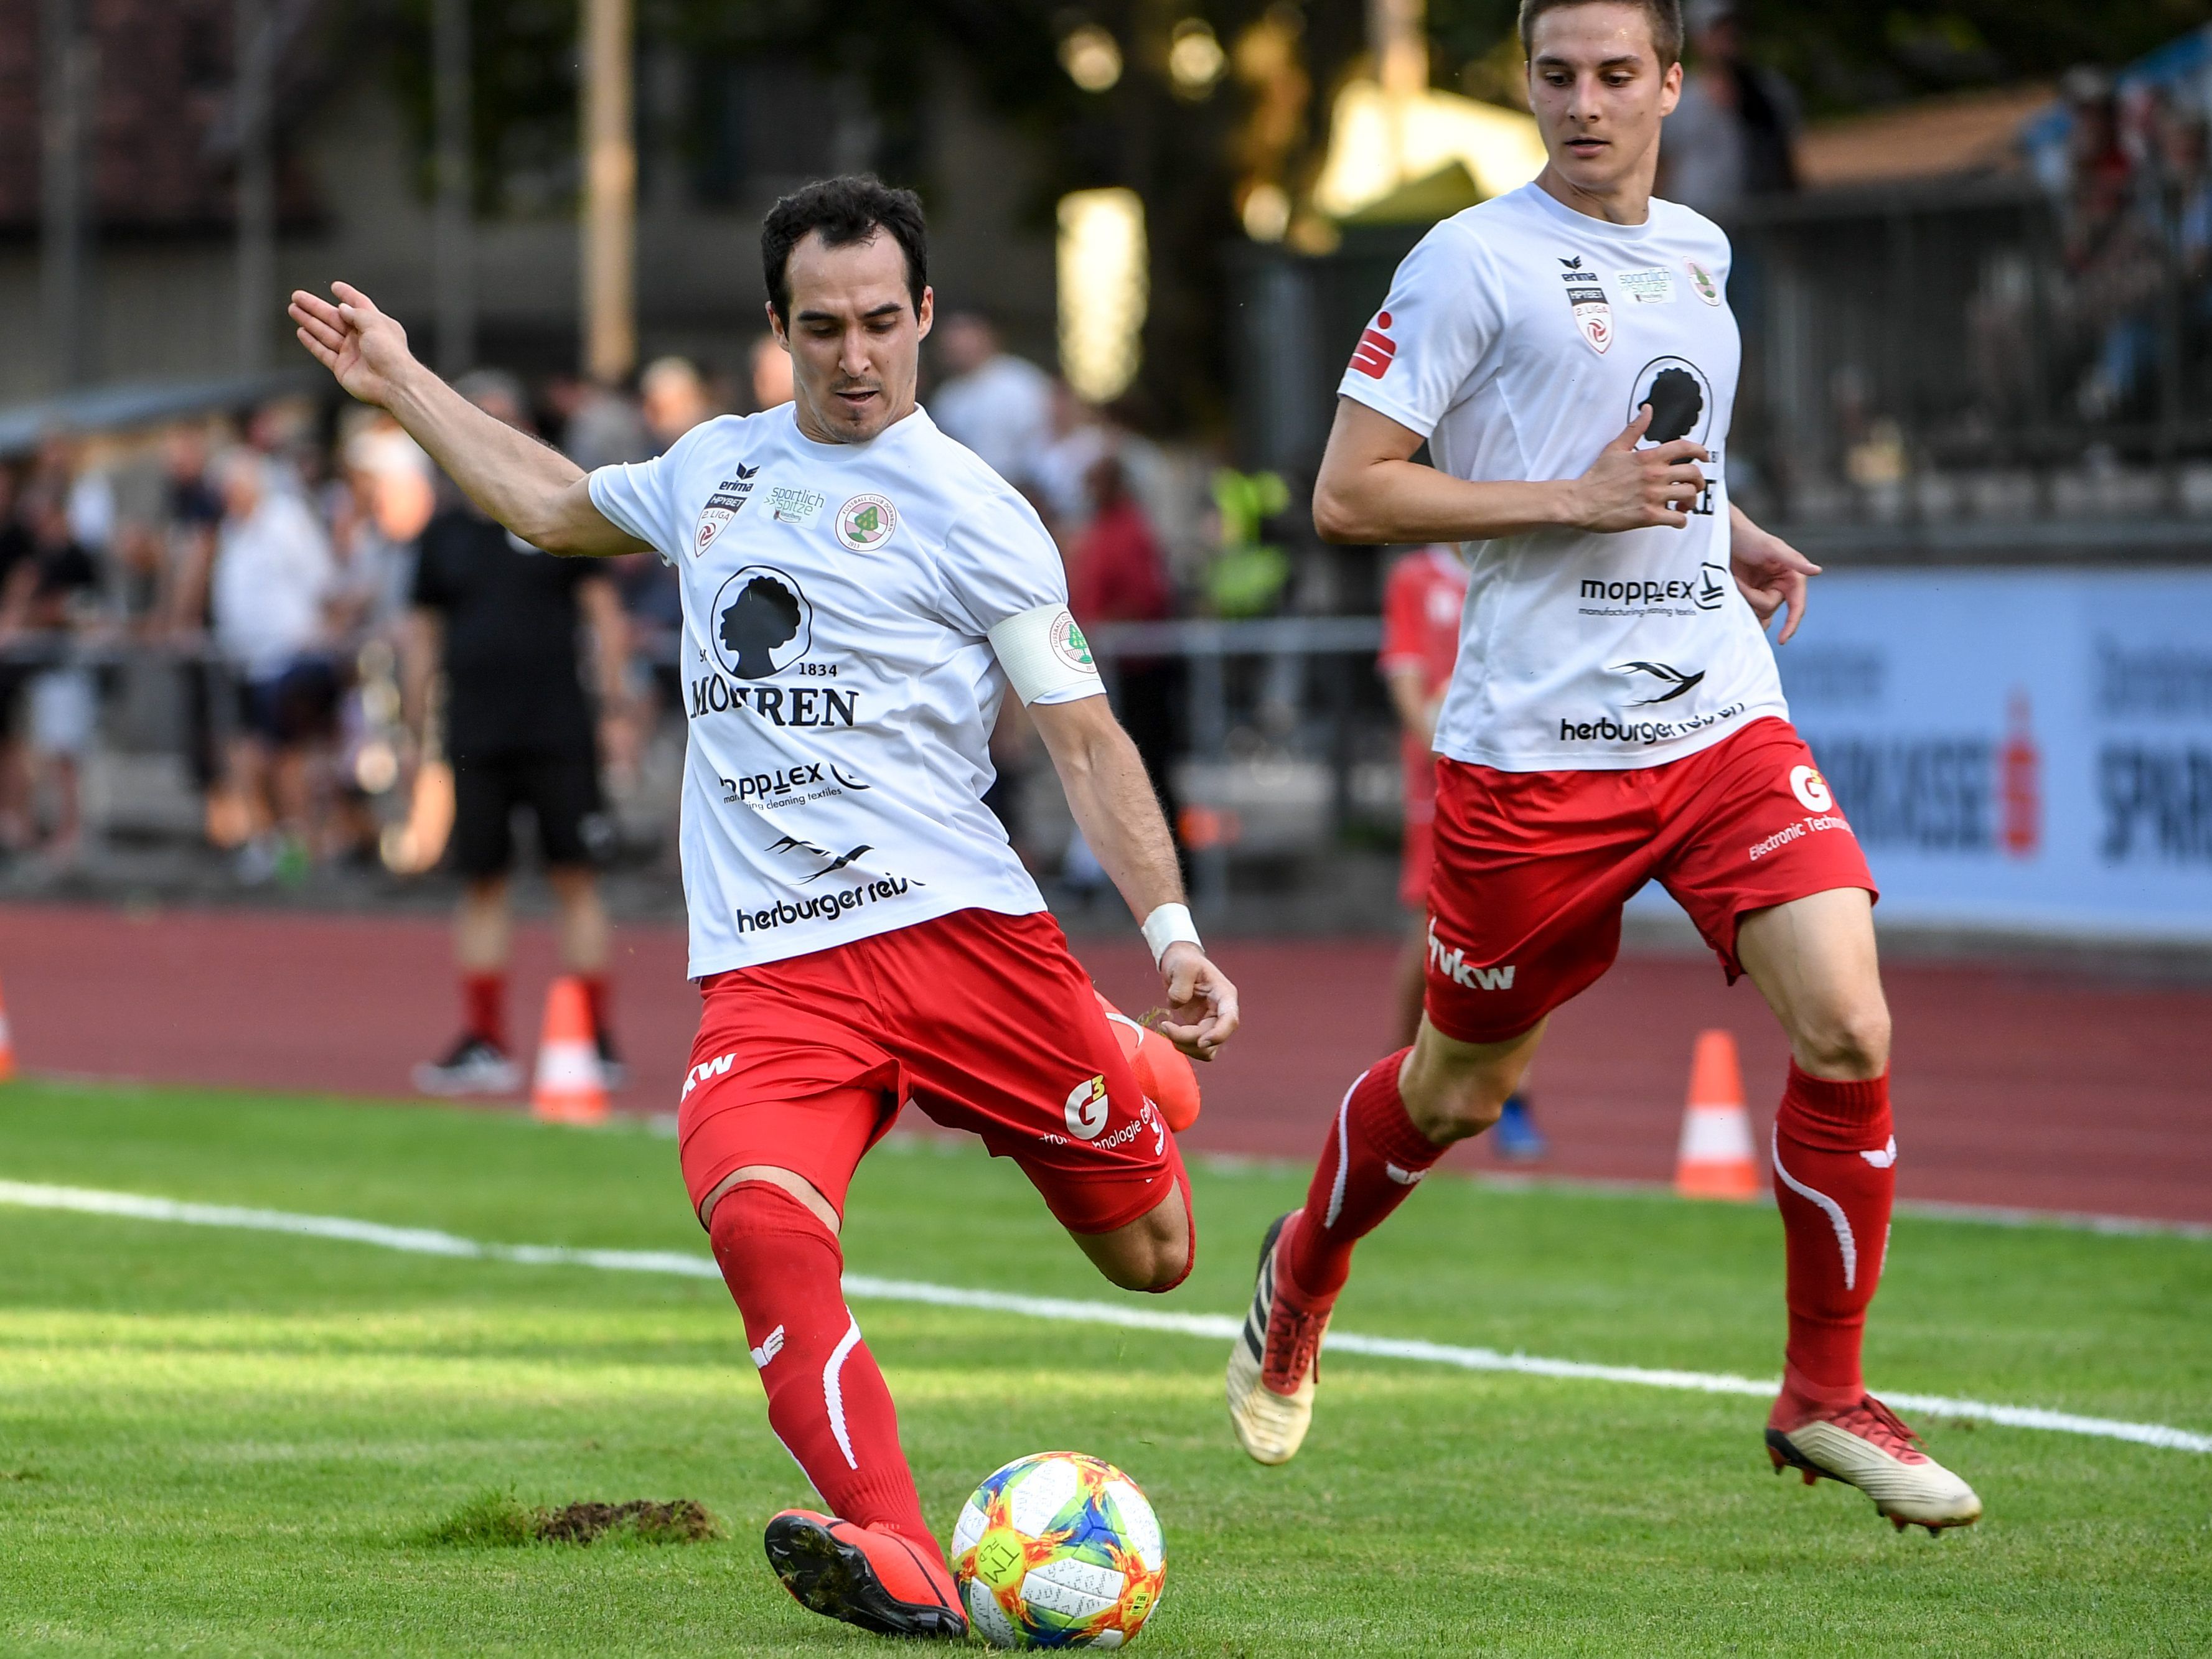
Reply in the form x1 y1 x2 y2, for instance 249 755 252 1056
0 974 14 1082
531 976 606 1124
1674 1028 1758 1199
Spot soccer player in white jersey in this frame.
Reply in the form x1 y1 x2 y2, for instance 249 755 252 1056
291 176 1240 1640
1225 0 1982 1534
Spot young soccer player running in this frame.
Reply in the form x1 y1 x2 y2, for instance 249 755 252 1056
291 176 1240 1640
1225 0 1980 1533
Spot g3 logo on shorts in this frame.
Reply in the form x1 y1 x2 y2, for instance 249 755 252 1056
1064 1073 1110 1140
1790 764 1834 812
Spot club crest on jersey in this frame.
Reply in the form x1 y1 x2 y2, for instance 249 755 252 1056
693 464 759 558
836 493 898 551
1560 262 1611 353
1685 259 1723 305
1050 611 1095 673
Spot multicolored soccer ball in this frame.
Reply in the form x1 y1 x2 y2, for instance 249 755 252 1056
951 1452 1166 1648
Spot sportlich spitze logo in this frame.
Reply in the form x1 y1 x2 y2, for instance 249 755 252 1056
1064 1073 1110 1141
836 493 898 551
1790 764 1834 811
769 485 825 523
711 565 812 679
1050 612 1094 673
1612 660 1707 704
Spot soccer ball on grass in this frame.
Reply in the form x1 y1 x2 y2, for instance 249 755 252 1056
951 1451 1166 1648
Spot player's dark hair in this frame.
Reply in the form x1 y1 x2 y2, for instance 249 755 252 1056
761 175 929 323
1518 0 1684 68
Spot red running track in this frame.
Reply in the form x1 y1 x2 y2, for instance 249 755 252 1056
2 902 2208 1225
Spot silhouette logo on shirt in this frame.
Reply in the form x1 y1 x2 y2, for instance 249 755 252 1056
710 566 813 679
1625 357 1714 449
1611 660 1707 705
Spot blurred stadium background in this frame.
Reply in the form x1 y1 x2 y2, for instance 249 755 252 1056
0 0 2208 1226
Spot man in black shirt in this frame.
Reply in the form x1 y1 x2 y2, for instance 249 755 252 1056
407 372 634 1093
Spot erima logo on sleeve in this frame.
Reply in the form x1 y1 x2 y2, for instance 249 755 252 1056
749 1324 786 1369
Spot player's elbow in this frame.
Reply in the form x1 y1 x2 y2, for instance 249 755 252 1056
1311 477 1364 544
1300 480 1354 546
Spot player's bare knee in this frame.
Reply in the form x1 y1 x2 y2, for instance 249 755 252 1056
1405 1075 1506 1144
1795 1002 1891 1080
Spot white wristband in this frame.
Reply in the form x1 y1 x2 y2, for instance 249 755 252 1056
1141 903 1202 967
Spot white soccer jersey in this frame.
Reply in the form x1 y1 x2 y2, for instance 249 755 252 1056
1338 181 1788 772
589 404 1097 978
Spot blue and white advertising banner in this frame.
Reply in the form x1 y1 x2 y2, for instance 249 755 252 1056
1636 568 2212 940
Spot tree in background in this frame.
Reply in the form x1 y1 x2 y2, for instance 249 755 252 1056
378 0 2212 432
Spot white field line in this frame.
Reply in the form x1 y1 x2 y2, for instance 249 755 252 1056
1 1178 2205 1457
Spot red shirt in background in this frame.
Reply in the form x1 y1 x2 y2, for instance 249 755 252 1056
1069 498 1173 628
1379 544 1469 813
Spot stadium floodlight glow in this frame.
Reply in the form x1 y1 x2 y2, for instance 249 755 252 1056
1242 182 1291 241
1168 19 1227 96
1311 79 1547 218
1061 24 1123 93
1057 188 1148 405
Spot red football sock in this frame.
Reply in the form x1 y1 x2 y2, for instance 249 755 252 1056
1285 1049 1444 1299
578 974 612 1039
462 973 505 1050
1771 1063 1895 1408
708 1182 937 1553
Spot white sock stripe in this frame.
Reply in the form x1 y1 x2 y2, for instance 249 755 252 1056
1771 1127 1858 1293
823 1313 863 1471
1322 1070 1364 1230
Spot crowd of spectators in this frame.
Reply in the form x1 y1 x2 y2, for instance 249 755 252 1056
0 314 1191 890
2050 68 2212 422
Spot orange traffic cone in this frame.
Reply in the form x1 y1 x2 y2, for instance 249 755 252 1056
0 974 14 1082
1674 1029 1758 1199
532 976 606 1124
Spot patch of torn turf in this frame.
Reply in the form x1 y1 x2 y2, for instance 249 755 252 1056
427 1491 723 1548
535 1500 721 1545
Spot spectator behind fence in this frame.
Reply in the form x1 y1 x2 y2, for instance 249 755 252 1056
407 370 632 1099
0 465 33 849
1069 453 1181 839
3 486 104 870
1657 0 1799 216
1033 380 1112 531
211 447 339 884
930 309 1054 488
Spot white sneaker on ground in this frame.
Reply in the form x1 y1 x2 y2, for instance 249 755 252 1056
1226 1212 1333 1467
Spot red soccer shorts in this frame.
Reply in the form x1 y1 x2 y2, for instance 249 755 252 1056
677 907 1183 1236
1422 717 1877 1044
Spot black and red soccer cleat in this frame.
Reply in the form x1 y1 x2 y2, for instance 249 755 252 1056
762 1508 967 1640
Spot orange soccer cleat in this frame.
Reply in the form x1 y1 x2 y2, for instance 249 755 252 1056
1094 989 1202 1133
763 1510 967 1640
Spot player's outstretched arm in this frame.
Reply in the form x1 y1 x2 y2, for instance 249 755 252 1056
1029 695 1240 1062
1313 398 1713 544
288 283 645 558
1728 503 1820 644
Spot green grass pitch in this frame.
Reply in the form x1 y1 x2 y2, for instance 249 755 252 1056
1 1078 2206 1655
